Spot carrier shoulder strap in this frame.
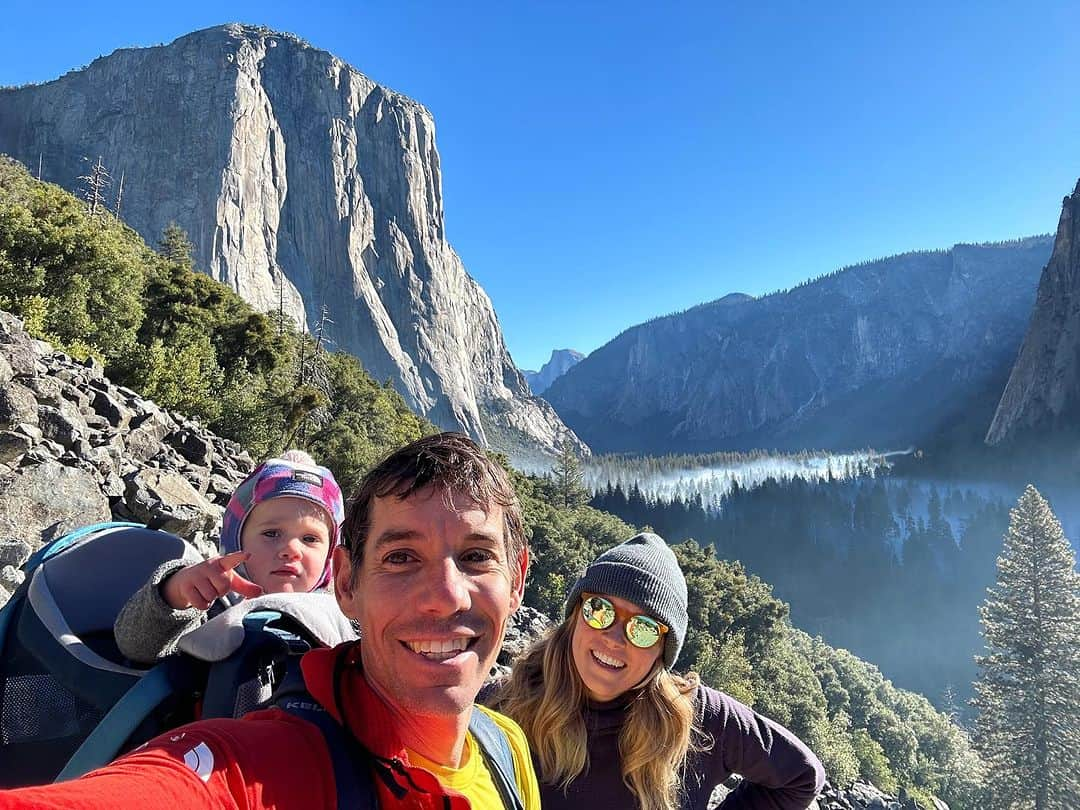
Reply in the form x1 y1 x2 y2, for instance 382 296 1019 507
468 707 525 810
274 667 379 810
274 666 524 810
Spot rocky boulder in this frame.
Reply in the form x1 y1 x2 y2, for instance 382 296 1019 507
121 469 223 538
0 314 261 605
0 461 109 555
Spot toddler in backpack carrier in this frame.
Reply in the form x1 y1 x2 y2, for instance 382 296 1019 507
113 450 345 664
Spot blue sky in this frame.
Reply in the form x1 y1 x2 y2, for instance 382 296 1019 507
2 1 1078 370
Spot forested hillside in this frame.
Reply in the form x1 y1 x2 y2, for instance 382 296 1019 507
0 156 429 490
0 156 989 808
593 473 1013 708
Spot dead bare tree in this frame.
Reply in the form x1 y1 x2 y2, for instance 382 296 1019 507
78 156 111 223
285 304 335 446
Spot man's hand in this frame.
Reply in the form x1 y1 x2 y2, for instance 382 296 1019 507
161 551 264 610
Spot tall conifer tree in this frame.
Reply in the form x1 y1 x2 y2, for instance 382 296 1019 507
972 485 1080 809
552 438 587 509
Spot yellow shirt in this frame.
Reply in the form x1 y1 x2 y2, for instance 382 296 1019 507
406 706 541 810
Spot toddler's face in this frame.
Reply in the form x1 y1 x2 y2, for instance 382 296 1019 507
240 496 333 593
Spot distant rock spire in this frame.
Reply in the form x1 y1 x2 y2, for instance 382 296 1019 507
523 349 584 395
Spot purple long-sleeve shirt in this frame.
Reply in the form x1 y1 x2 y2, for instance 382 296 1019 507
538 684 825 810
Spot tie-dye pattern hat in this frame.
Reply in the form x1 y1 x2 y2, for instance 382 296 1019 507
220 457 345 590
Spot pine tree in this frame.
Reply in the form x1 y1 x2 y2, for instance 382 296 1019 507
551 438 587 509
158 223 195 270
972 485 1080 809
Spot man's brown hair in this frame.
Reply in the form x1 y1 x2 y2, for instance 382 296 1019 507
341 432 528 584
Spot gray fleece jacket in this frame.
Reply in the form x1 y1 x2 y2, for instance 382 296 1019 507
113 547 242 664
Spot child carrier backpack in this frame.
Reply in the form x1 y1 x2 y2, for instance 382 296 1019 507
0 523 359 789
0 523 207 788
176 592 358 721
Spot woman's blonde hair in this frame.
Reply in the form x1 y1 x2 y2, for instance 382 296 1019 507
492 613 705 810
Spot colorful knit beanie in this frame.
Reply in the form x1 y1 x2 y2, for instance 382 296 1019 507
221 457 345 590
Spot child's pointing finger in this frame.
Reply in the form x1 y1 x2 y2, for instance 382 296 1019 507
227 571 264 599
215 550 251 572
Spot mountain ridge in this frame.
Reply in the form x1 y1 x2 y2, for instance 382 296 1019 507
545 236 1052 454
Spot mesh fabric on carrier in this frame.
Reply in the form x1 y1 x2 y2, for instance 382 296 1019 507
0 524 202 787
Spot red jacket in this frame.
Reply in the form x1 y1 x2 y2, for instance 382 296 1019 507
0 643 484 810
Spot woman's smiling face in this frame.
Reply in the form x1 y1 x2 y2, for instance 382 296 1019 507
570 592 663 702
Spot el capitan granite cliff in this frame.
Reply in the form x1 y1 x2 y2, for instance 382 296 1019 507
0 24 583 460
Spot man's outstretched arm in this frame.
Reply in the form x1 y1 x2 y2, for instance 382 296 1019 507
0 714 333 810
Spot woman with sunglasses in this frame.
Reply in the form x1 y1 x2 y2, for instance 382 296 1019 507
492 532 824 810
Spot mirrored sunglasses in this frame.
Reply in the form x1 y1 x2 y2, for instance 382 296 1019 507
580 595 667 649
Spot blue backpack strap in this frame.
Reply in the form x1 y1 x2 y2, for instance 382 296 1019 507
56 656 204 781
273 664 378 810
279 691 378 810
469 707 525 810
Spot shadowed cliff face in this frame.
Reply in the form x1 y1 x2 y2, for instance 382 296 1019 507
987 180 1080 445
0 24 584 461
544 240 1052 454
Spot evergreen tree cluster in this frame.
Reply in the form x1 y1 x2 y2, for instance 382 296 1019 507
584 447 885 510
0 156 430 491
592 474 1012 710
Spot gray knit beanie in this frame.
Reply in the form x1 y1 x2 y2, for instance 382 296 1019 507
564 532 688 668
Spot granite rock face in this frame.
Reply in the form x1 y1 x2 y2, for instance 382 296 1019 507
523 349 584 395
0 310 255 606
986 180 1080 445
545 240 1052 454
0 24 583 460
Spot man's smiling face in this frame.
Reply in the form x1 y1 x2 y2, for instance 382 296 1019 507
334 485 526 719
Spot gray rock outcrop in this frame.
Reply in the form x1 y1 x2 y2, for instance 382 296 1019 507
986 179 1080 444
523 349 584 395
0 24 584 462
0 311 254 605
544 240 1052 454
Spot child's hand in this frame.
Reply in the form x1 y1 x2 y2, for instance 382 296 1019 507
161 551 264 611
